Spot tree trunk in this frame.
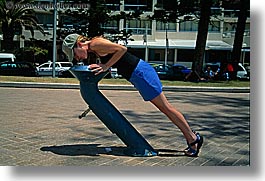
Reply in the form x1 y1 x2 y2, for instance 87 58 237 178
2 21 15 52
186 0 211 81
231 0 249 80
232 0 249 62
193 0 212 75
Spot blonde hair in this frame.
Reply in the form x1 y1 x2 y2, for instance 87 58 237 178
76 35 103 43
76 35 90 42
75 35 102 65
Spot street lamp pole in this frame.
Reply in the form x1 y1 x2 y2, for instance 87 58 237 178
52 0 57 78
165 22 169 65
144 23 148 62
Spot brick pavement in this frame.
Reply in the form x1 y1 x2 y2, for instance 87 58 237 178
0 87 250 166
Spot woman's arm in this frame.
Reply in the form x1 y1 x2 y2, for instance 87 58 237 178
89 38 127 74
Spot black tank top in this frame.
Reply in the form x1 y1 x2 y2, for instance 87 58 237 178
99 52 140 80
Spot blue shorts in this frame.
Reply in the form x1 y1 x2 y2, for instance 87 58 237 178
129 60 163 101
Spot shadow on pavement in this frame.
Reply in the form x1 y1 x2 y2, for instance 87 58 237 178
156 149 185 157
40 144 126 156
40 144 185 157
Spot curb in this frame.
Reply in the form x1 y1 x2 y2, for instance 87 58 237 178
0 82 250 93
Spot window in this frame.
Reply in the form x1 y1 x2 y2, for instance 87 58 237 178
124 0 152 11
177 49 195 62
1 63 17 68
149 49 174 63
0 58 12 62
179 21 198 32
156 0 164 7
126 19 152 35
0 63 8 68
40 63 50 68
104 0 120 11
19 63 30 69
156 21 176 31
60 63 73 67
207 50 229 63
36 13 53 30
102 20 119 34
208 21 220 32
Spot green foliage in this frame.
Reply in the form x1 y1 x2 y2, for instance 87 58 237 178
59 0 111 38
153 0 199 23
152 0 223 23
0 76 250 88
27 46 48 56
58 0 135 43
14 46 48 64
0 0 46 51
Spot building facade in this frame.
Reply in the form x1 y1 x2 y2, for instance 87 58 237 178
1 0 250 67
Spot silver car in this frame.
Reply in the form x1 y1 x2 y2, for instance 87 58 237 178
36 61 73 76
237 63 249 80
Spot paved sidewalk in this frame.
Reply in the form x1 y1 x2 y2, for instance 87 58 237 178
0 87 250 166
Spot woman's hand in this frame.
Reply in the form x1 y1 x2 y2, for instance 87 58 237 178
89 63 109 75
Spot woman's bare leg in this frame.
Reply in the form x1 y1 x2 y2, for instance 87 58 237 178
150 92 197 148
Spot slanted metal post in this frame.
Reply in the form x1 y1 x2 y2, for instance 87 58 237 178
69 66 157 157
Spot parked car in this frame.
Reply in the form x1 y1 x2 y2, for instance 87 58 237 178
36 61 73 77
0 53 16 63
153 64 173 80
172 64 191 78
153 64 189 80
245 64 250 78
0 61 36 76
149 62 163 67
237 63 249 80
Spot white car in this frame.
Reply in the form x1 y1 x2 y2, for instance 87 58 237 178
237 63 249 80
0 53 16 63
110 67 122 79
36 61 73 76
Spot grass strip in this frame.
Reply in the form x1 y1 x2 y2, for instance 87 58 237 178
0 76 250 87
